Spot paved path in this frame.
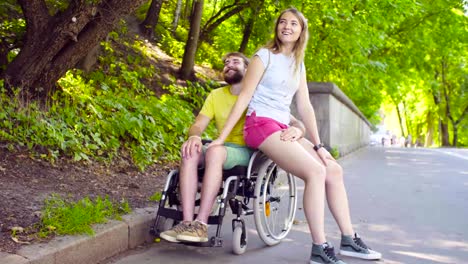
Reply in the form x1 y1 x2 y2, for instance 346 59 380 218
106 147 468 264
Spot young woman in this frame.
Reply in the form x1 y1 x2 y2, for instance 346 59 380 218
209 8 382 264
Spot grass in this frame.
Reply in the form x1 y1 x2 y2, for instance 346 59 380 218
38 194 131 237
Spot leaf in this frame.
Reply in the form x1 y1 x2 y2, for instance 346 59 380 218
11 236 30 244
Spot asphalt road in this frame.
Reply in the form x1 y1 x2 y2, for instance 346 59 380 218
106 147 468 264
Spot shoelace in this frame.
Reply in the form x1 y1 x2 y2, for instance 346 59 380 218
183 222 206 235
173 222 190 233
353 237 370 250
324 245 339 262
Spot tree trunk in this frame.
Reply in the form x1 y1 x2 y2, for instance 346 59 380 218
179 0 203 80
452 123 458 146
183 0 192 20
425 111 434 147
172 0 183 34
440 121 450 146
239 12 254 53
391 96 405 137
2 0 145 104
140 0 163 40
0 41 9 73
239 2 262 53
440 59 451 146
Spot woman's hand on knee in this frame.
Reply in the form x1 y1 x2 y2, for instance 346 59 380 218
317 148 334 165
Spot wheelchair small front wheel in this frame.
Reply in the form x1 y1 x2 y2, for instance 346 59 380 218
232 225 247 255
253 159 297 246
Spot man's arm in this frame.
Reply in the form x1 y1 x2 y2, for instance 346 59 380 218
182 114 211 159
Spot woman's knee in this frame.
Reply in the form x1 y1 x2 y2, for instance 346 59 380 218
325 162 344 184
302 164 326 184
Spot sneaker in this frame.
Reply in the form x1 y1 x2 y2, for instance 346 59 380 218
339 233 382 260
160 221 191 243
176 220 208 242
310 242 347 264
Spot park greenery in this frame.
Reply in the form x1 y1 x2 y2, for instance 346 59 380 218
0 0 467 171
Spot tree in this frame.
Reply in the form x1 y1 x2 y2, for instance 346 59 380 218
140 0 164 40
198 1 249 43
238 1 263 53
171 0 183 34
179 0 203 80
1 0 145 103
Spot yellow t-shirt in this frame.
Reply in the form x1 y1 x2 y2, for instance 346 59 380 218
199 86 246 146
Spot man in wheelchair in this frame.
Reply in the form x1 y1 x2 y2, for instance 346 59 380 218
160 52 305 244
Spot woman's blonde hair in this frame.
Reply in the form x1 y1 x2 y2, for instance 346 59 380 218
265 8 309 73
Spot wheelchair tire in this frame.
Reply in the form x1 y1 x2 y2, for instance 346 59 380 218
253 159 297 246
232 225 247 255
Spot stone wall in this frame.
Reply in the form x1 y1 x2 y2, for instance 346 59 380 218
291 82 371 156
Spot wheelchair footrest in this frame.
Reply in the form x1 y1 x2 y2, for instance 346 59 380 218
178 236 223 247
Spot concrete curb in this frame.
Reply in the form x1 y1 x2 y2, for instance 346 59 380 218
0 207 156 264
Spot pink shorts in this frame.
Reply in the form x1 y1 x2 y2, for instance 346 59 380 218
243 112 288 149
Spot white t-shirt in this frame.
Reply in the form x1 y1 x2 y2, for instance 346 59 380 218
247 48 304 125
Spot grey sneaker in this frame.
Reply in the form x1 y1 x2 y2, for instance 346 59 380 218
176 220 208 242
159 221 191 243
310 242 347 264
340 233 382 260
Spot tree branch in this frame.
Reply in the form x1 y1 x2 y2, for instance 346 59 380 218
199 2 249 42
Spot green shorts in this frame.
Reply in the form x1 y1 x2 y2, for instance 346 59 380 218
202 143 254 170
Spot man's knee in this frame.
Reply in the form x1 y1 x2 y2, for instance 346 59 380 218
205 145 227 165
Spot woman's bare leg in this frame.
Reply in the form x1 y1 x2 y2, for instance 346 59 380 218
259 132 327 244
298 139 354 235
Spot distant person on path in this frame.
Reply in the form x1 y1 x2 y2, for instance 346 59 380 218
160 52 305 243
406 134 412 148
209 8 381 264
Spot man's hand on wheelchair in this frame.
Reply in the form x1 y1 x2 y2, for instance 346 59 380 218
181 135 203 159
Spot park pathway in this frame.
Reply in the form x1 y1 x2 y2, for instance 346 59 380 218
105 146 468 264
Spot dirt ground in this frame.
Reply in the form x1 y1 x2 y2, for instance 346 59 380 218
0 144 172 254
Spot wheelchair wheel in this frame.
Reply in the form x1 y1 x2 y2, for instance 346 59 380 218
232 224 248 255
253 159 297 246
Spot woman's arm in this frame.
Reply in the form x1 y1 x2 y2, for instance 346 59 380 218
295 70 333 163
210 56 265 146
295 71 321 145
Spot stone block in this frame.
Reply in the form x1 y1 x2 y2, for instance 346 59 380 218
122 207 156 249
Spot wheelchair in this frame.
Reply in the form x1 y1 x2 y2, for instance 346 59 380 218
149 150 298 254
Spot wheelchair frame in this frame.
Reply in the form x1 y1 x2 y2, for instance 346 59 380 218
150 151 298 254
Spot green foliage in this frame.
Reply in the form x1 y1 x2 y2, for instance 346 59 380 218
149 191 162 202
330 147 340 160
39 194 131 237
0 35 206 170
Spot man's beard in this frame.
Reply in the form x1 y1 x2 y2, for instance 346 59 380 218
224 70 244 85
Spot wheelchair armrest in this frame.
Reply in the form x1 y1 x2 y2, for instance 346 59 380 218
202 139 212 145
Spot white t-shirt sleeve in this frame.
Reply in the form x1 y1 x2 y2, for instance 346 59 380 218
254 48 270 68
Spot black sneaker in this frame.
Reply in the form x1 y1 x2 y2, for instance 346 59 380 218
339 233 382 260
310 242 347 264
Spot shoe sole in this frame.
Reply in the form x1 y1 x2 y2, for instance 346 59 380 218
160 233 180 243
339 249 381 260
177 234 208 243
